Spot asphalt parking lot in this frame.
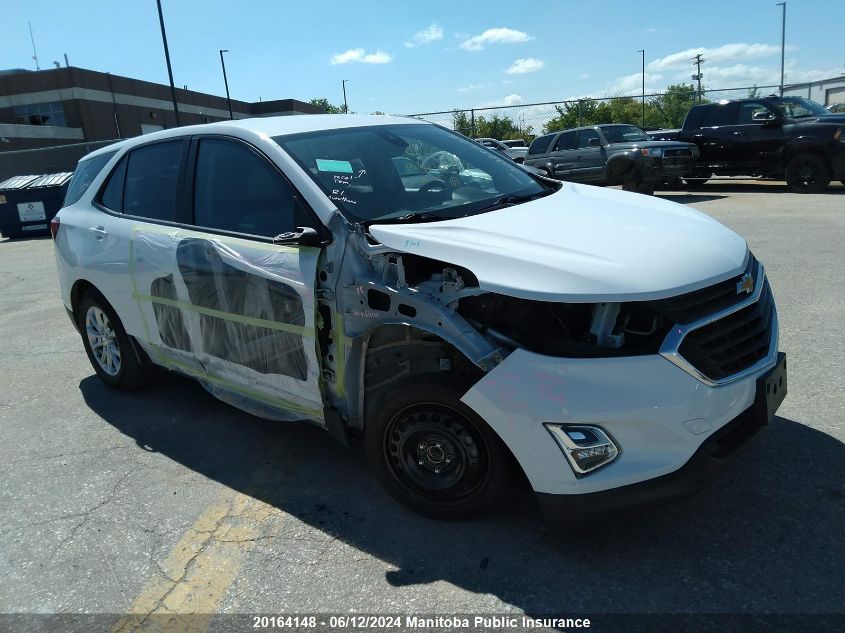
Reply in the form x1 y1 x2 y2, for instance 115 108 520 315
1 181 844 628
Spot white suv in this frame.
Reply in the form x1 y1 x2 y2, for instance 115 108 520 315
53 115 786 525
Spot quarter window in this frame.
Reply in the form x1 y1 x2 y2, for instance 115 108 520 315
63 151 117 207
193 138 303 237
123 141 185 221
100 156 128 212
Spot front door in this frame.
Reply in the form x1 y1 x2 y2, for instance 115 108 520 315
129 136 325 423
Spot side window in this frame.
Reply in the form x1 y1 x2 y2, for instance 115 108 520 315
577 129 601 148
554 131 577 151
100 156 127 212
193 138 305 237
738 103 774 124
527 134 555 155
123 141 185 221
63 151 117 207
701 103 739 127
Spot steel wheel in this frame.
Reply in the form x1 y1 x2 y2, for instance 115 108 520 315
85 306 121 376
785 153 831 193
384 403 491 503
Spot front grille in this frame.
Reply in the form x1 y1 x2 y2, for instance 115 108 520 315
664 148 693 157
649 254 756 325
677 279 774 381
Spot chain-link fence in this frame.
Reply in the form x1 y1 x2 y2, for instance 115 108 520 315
0 139 119 181
407 85 783 143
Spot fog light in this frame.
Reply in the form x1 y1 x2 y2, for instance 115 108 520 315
545 424 620 476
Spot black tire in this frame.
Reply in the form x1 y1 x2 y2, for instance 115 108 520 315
77 290 152 390
622 169 655 195
683 178 709 188
785 153 831 193
365 378 507 520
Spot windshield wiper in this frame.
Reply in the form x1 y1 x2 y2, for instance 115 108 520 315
365 211 451 226
471 189 554 213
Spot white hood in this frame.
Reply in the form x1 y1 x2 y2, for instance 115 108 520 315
369 183 748 302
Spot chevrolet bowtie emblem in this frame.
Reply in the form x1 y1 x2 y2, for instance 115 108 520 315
737 273 754 295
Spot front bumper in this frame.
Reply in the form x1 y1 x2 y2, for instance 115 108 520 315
536 401 765 528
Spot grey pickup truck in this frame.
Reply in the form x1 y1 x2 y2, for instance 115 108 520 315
525 124 699 194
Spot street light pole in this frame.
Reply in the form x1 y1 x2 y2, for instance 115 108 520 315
341 80 349 113
219 49 233 119
638 49 645 128
155 0 181 126
776 2 786 96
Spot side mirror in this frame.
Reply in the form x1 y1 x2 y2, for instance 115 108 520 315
588 137 602 148
752 111 775 122
273 226 325 247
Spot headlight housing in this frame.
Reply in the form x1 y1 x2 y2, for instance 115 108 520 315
641 147 663 157
545 424 620 475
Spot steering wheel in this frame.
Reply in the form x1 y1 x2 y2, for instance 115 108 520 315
419 179 450 193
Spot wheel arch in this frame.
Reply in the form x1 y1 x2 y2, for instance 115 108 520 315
71 278 150 367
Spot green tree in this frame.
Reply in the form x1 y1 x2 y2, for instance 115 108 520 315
309 98 345 114
452 110 473 136
474 113 525 140
649 83 699 128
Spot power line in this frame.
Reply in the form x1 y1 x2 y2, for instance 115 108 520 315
691 53 705 103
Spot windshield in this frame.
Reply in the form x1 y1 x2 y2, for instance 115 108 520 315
771 97 831 118
274 123 549 224
600 125 651 143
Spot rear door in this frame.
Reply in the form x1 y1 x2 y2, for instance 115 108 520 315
126 136 326 423
692 102 739 168
547 131 578 179
573 128 605 183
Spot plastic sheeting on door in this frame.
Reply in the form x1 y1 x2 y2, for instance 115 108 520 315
129 225 324 423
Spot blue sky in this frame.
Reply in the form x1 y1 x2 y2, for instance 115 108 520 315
3 0 843 114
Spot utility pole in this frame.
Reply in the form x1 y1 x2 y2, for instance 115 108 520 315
341 80 349 113
155 0 181 127
638 49 645 128
776 2 786 96
691 53 705 103
219 49 233 119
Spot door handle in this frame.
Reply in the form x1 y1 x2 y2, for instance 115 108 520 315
732 131 745 136
89 226 107 240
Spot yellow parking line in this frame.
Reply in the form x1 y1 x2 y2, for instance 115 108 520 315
112 489 279 632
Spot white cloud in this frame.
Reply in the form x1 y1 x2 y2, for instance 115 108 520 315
459 28 531 51
458 82 491 92
405 23 444 48
607 71 663 95
331 48 392 65
648 43 786 71
579 72 590 80
505 58 544 74
480 93 525 107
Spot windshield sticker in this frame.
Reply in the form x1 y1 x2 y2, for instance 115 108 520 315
316 159 353 173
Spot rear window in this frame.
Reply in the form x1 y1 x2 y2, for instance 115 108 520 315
528 134 555 155
700 103 738 127
63 151 117 207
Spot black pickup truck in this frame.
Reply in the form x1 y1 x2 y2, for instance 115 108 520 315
524 124 698 194
657 96 845 193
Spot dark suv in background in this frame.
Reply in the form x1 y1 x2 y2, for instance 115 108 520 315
668 96 845 193
525 124 698 194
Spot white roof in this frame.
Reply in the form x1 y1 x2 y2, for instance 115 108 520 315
86 114 426 160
